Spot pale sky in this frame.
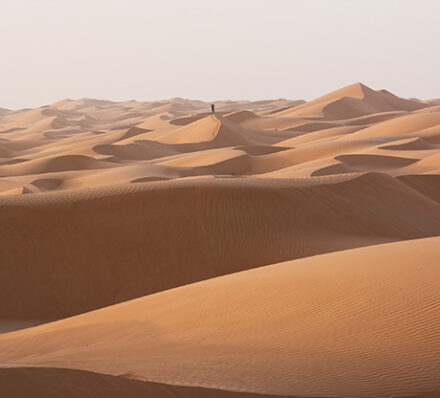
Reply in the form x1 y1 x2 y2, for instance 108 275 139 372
1 0 439 109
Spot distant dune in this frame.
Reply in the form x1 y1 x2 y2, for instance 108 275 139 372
1 83 439 397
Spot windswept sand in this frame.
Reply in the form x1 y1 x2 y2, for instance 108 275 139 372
1 83 439 397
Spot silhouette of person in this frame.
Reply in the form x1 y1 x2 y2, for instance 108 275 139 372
210 103 215 114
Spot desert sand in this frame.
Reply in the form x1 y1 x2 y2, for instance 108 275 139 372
1 83 439 397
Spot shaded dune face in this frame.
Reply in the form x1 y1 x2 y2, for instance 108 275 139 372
1 174 440 320
0 367 290 398
1 83 440 398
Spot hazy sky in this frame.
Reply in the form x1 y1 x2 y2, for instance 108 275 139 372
1 0 439 109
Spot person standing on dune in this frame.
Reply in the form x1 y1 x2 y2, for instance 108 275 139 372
210 103 215 114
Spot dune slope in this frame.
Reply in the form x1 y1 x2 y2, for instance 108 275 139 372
1 238 439 398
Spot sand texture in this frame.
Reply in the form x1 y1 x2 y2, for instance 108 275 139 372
1 83 440 397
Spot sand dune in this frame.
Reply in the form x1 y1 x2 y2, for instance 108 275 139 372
379 137 436 151
146 115 275 147
1 238 439 398
351 111 440 139
223 110 260 124
336 153 418 169
93 141 179 161
2 84 438 192
1 172 440 320
272 82 427 119
1 83 440 397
